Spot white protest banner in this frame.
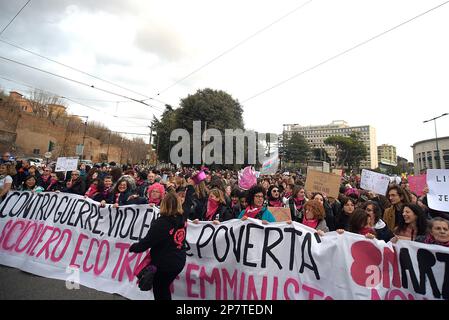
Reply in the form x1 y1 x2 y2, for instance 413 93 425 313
360 169 390 195
426 169 449 212
55 157 79 172
1 191 448 300
0 191 159 300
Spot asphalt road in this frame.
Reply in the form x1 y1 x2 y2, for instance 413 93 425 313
0 265 127 300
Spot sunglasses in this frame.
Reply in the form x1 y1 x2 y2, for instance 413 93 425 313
272 190 279 193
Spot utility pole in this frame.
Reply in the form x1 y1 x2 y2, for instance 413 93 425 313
82 117 88 160
106 130 111 162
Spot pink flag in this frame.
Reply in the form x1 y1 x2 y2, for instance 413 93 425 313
238 166 257 190
408 174 426 196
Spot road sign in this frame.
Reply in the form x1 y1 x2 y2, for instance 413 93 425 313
44 152 52 159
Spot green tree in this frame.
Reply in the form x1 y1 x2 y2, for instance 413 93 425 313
282 132 310 164
324 132 367 170
312 148 331 162
154 88 245 167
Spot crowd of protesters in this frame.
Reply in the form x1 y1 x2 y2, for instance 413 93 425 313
2 150 449 299
2 152 449 248
1 150 448 248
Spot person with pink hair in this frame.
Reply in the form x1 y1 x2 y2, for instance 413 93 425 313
147 182 165 207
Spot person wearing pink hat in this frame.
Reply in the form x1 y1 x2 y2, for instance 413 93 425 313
147 182 165 207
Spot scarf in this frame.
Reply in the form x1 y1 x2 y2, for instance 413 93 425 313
269 199 283 207
46 178 58 191
206 198 220 221
102 186 111 197
302 217 319 229
85 184 98 198
284 192 292 199
149 197 161 206
424 234 449 247
244 206 263 219
294 197 305 208
359 226 375 236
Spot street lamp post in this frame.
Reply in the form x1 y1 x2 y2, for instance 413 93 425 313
423 113 448 169
72 115 89 160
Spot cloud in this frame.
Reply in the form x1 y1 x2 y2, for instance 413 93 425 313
134 24 187 62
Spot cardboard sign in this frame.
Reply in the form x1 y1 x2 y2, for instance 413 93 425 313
360 169 390 196
268 207 291 222
408 174 427 196
55 157 79 172
427 169 449 212
332 169 343 176
305 170 341 198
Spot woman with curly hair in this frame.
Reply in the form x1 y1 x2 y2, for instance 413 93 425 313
238 185 275 224
147 182 165 207
300 199 328 236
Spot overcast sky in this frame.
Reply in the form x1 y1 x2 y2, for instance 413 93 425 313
1 0 448 161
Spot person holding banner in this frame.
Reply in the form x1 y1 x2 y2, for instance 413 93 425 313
106 175 142 207
267 185 284 208
129 192 187 300
238 185 276 223
384 185 411 233
335 197 356 231
286 186 307 222
198 188 233 223
361 201 393 242
391 203 428 242
300 199 329 235
19 175 44 193
63 170 86 195
147 182 165 207
0 163 13 202
312 193 337 231
415 217 449 247
348 209 376 239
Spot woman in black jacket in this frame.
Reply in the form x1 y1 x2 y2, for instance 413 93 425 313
129 192 186 300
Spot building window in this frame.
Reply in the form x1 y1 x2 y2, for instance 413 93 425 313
442 149 449 169
33 149 40 155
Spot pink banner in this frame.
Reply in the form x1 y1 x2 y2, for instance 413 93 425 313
408 174 426 196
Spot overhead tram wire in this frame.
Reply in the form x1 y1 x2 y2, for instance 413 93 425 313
147 0 314 100
0 55 164 113
0 0 32 36
242 0 449 104
0 38 171 107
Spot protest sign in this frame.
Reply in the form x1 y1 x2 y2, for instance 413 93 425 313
332 169 343 176
55 157 79 172
268 207 291 222
1 191 448 300
360 169 390 195
426 169 449 212
408 174 427 196
305 170 340 198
